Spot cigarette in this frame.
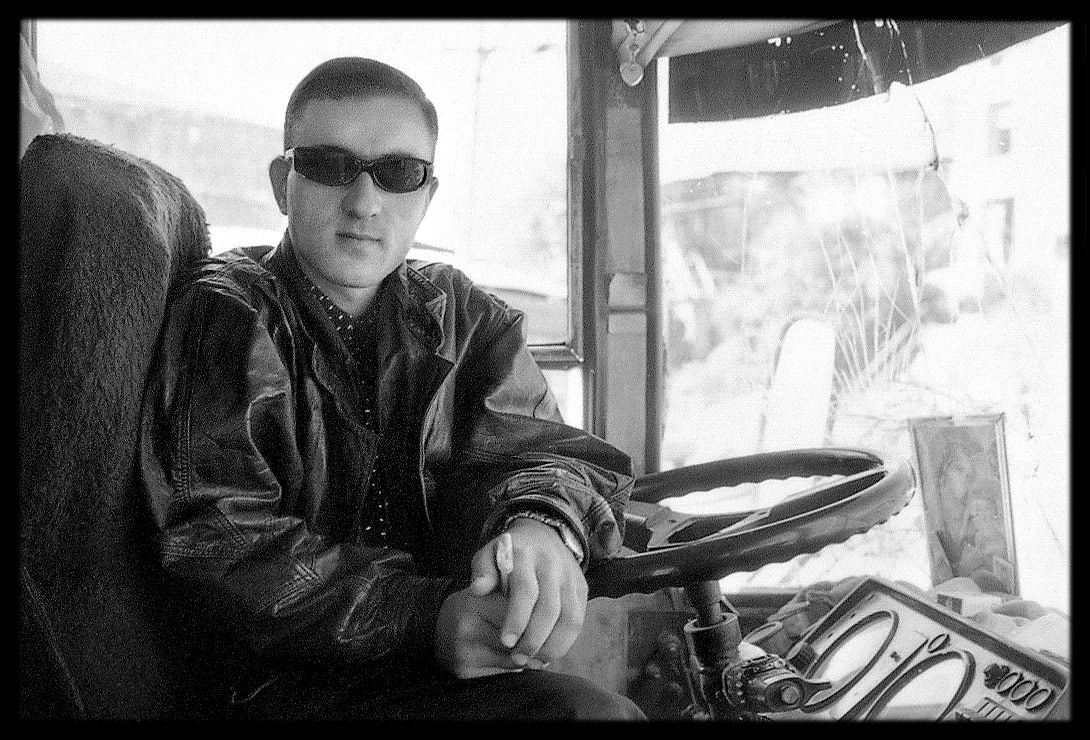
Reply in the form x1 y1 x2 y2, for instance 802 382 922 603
495 531 513 596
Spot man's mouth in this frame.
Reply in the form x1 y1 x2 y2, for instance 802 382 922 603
338 232 381 243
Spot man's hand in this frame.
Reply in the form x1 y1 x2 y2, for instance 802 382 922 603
478 518 587 669
434 586 524 679
434 518 588 678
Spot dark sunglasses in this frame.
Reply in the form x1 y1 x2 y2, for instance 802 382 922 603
284 146 433 193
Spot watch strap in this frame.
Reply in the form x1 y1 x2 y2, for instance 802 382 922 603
502 509 586 566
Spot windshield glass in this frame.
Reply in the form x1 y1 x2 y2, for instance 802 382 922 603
657 25 1069 614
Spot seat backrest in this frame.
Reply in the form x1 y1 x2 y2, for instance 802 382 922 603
19 134 214 718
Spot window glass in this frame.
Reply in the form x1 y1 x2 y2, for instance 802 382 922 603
657 27 1069 613
34 20 570 349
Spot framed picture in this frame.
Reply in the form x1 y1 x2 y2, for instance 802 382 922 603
908 413 1019 595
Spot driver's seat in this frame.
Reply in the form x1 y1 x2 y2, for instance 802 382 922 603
19 133 217 719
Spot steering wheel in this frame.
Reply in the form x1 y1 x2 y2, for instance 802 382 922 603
587 448 916 599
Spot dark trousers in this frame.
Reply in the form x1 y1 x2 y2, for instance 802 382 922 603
226 654 646 721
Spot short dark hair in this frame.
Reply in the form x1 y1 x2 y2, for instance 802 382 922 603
283 57 439 150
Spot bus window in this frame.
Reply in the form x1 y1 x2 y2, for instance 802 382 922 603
33 20 581 423
656 25 1069 613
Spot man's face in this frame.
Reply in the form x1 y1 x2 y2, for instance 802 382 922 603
271 95 439 294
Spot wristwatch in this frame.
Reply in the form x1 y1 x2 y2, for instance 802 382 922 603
502 509 586 566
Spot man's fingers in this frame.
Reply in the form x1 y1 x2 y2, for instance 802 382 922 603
469 572 496 597
494 532 513 597
455 664 524 680
510 576 561 661
449 639 528 678
468 541 503 596
436 588 529 679
469 533 516 597
500 568 538 648
458 611 529 675
527 616 581 668
514 574 585 667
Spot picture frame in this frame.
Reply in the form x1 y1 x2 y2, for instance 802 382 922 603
908 413 1019 595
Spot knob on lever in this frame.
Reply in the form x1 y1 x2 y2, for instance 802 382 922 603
722 654 831 715
681 580 831 719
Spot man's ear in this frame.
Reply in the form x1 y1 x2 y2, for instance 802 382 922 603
269 156 290 215
424 176 439 210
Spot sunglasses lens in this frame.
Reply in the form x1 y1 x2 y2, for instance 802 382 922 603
291 148 359 186
371 157 431 193
290 148 430 192
290 148 356 186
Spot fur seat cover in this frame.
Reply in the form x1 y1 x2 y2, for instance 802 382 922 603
20 133 215 718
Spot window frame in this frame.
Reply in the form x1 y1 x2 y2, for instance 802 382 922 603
529 21 587 371
26 18 589 373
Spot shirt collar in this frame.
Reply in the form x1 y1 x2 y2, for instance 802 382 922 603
264 233 451 359
302 271 380 351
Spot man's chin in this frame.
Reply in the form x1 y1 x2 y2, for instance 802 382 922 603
327 268 394 291
298 251 397 293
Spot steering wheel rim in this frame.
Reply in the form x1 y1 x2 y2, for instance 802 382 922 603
587 448 916 599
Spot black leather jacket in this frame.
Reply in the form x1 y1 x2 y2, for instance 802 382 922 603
139 239 633 669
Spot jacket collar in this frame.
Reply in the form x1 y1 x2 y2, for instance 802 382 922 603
263 234 454 363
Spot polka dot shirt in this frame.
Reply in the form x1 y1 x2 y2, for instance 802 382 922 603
307 282 398 549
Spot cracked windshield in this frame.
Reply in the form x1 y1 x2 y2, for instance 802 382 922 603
656 24 1069 614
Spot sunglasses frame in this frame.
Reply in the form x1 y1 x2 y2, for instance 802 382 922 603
284 146 433 193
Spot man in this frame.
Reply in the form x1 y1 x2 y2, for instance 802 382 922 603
139 57 645 720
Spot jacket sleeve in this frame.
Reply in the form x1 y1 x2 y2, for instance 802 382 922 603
139 279 454 667
441 296 634 569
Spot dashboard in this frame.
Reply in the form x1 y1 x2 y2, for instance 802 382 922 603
770 578 1069 721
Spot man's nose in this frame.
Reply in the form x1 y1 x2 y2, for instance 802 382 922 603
342 171 383 219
